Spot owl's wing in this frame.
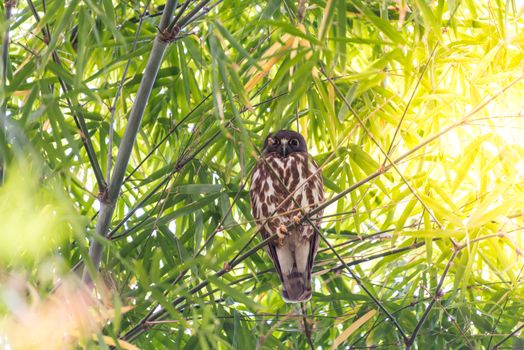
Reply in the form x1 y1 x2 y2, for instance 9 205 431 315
249 160 285 280
307 157 324 258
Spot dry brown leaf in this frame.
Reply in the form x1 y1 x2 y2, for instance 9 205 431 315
244 34 294 92
332 310 377 349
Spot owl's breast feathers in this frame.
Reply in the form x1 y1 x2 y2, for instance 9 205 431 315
250 152 324 233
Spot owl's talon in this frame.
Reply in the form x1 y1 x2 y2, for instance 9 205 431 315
276 224 288 246
292 215 301 224
277 224 288 236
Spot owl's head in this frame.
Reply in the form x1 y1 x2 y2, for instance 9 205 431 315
262 130 307 157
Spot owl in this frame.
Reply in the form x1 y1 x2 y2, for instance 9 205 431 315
250 130 324 303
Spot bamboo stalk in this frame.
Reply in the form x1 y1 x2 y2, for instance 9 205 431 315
106 0 155 183
82 0 179 284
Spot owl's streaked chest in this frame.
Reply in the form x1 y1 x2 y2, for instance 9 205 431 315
250 152 318 219
264 153 309 191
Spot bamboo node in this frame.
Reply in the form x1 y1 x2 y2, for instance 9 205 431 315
158 25 180 43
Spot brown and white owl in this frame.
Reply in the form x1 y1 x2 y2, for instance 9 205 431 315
250 130 324 303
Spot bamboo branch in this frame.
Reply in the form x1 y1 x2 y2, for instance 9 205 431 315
487 265 524 348
406 233 509 348
107 0 154 183
175 0 211 29
492 324 524 350
82 0 179 284
384 43 439 160
405 249 459 349
328 241 425 274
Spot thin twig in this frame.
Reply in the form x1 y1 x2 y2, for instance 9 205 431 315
384 43 439 161
492 324 524 350
328 241 425 274
406 231 509 348
487 265 524 348
300 302 315 350
406 249 459 349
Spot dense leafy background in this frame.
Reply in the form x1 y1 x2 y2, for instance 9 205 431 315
1 0 524 349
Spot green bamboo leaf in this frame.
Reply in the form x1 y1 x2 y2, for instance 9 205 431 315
176 184 223 194
208 276 261 310
414 0 442 39
349 0 406 44
418 193 464 226
215 21 261 70
398 229 465 238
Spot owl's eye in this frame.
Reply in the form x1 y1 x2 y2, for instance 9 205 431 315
273 138 281 145
289 138 299 147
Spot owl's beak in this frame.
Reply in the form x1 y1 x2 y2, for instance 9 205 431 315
280 142 288 157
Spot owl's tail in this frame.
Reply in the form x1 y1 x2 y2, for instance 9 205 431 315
281 270 312 303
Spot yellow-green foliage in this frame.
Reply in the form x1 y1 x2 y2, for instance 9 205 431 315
1 0 524 349
0 161 83 264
